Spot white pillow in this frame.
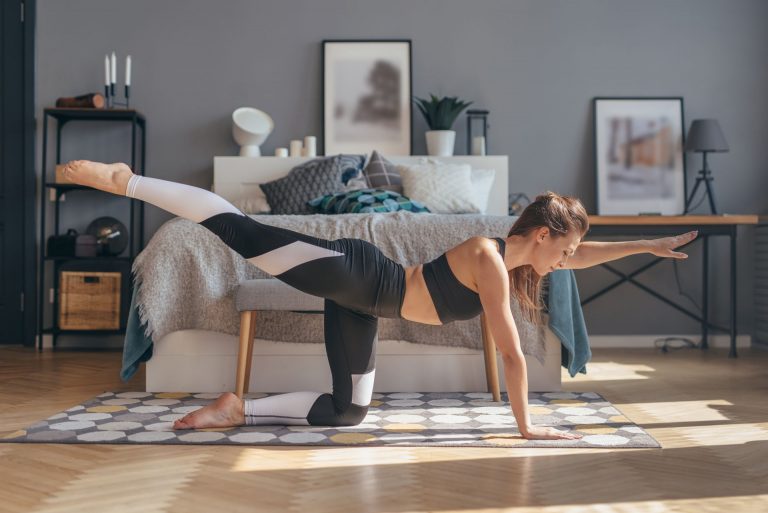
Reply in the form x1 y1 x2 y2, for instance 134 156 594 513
233 183 271 214
398 162 480 213
470 168 496 214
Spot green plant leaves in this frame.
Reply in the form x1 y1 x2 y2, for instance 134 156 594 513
412 94 473 130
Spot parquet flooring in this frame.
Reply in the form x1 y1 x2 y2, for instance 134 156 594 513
1 345 766 513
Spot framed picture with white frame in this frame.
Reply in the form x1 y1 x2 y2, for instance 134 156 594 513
593 97 687 215
322 39 412 156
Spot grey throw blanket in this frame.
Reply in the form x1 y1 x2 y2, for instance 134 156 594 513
132 212 548 365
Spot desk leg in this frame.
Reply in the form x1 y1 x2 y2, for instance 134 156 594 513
730 228 738 358
702 235 709 350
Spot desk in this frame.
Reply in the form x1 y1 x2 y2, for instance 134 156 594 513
581 215 759 358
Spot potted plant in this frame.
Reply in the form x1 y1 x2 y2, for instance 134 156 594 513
412 94 473 156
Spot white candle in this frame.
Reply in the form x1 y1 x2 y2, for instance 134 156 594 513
275 147 288 157
104 55 110 86
472 136 486 156
125 55 132 86
289 139 303 157
304 136 317 157
110 51 116 84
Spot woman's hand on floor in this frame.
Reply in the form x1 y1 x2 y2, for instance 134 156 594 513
646 230 698 259
521 425 583 440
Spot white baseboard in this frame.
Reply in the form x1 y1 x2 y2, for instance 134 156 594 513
38 334 123 350
39 335 51 349
588 334 752 349
39 332 754 352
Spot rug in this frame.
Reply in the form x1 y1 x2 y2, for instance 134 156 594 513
1 391 660 448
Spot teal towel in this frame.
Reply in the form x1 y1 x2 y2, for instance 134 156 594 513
121 282 154 382
547 269 591 377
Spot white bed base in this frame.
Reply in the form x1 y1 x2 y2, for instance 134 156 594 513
146 155 565 393
148 328 563 393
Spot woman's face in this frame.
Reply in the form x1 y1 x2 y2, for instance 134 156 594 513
530 227 581 275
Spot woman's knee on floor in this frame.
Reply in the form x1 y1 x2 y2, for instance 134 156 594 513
307 394 370 426
334 402 370 426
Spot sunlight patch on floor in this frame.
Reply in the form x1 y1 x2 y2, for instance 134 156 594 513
231 444 634 473
231 446 516 472
231 448 310 472
562 361 656 382
402 495 768 513
631 399 734 423
674 422 768 446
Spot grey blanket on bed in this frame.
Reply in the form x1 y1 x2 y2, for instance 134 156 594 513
130 212 551 370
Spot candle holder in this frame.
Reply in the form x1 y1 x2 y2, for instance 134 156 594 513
107 85 131 109
466 109 490 155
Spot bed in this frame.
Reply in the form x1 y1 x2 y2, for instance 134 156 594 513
123 155 589 393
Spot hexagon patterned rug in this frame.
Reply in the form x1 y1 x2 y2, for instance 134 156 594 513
1 391 660 448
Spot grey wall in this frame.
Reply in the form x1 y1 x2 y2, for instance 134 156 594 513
37 0 768 339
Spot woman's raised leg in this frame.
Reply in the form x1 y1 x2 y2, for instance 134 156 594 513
62 160 347 284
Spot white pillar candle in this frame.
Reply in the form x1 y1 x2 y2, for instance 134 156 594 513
125 55 132 86
275 147 288 157
289 139 303 157
104 55 110 86
303 136 317 157
110 51 117 84
472 136 486 156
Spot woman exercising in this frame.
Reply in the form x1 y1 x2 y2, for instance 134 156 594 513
62 160 697 441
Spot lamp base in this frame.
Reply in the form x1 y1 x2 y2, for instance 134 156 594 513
239 145 262 157
684 168 718 214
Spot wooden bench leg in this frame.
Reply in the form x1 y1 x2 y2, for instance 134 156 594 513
243 311 257 395
236 310 255 399
480 313 501 402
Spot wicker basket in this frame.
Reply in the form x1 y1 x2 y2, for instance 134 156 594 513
59 271 121 330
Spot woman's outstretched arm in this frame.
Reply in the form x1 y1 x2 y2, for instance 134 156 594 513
475 244 582 440
564 230 698 270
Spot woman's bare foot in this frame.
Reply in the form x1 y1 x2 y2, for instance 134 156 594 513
61 160 133 195
173 392 245 430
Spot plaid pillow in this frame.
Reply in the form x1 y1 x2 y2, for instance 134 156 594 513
308 188 431 214
362 150 402 194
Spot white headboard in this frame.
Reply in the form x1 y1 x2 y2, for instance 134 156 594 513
213 155 509 216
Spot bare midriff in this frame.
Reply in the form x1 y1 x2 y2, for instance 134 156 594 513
399 237 500 325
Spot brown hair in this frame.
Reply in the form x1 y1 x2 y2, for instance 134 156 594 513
507 191 589 325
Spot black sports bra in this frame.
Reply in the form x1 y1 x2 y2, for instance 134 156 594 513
421 237 506 324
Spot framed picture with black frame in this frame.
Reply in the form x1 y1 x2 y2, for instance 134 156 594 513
322 39 412 156
593 97 687 215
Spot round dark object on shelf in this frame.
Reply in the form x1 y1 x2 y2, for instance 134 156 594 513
86 216 129 256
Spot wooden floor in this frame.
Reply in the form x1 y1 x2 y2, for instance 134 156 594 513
0 345 766 513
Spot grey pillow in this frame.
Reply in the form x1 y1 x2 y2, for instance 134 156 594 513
261 155 344 214
363 150 402 194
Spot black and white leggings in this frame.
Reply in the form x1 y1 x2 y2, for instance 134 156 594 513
126 175 407 427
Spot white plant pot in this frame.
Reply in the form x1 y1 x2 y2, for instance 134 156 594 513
426 130 456 156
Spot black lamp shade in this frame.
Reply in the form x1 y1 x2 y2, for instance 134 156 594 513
685 119 729 153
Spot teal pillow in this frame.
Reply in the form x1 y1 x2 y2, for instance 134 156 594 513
308 188 431 214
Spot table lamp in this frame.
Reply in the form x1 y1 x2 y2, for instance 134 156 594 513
683 119 729 214
232 107 274 157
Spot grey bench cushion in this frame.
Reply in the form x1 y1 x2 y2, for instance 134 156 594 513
235 279 324 312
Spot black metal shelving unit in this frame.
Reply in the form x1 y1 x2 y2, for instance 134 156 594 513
37 108 146 350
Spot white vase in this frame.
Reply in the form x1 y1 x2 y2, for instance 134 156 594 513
425 130 456 156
